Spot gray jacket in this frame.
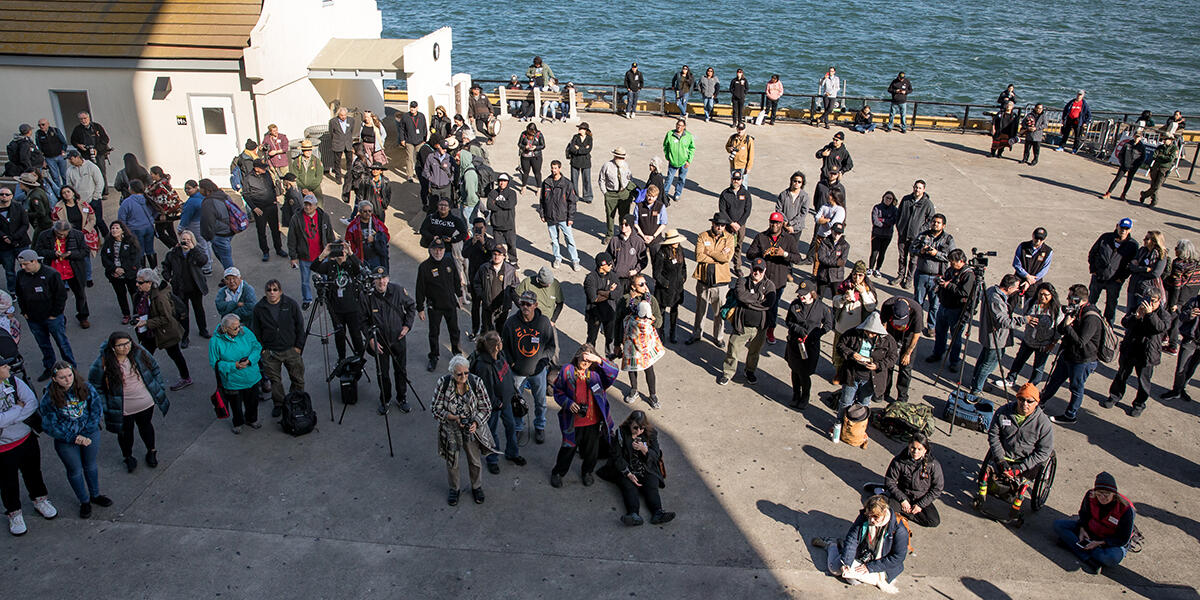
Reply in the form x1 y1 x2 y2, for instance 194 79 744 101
699 76 720 98
200 191 234 240
896 193 935 241
979 285 1025 350
1024 110 1050 143
987 402 1053 474
774 188 810 236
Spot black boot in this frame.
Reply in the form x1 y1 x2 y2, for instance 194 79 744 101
669 311 678 344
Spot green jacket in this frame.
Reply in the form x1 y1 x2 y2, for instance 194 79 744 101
25 187 53 239
459 148 480 209
208 326 263 391
289 153 324 196
1152 143 1178 169
514 277 564 322
662 130 696 168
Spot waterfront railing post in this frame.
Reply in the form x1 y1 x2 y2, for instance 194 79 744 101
1185 142 1198 184
961 106 970 133
911 102 919 131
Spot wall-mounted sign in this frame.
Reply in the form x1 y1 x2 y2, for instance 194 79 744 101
176 115 187 125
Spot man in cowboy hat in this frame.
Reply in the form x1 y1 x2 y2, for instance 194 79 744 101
289 139 323 200
566 122 593 203
747 211 802 344
597 146 636 238
687 212 736 346
832 311 898 441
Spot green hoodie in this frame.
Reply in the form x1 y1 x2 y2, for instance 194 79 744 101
662 129 695 168
458 148 480 210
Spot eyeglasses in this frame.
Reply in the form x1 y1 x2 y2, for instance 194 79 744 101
113 341 132 348
453 371 469 378
266 288 281 293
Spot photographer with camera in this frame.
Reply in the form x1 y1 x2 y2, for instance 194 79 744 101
1042 284 1105 425
286 194 335 309
1107 286 1169 417
1087 219 1139 326
415 239 464 373
364 268 417 414
550 344 619 489
310 242 365 362
968 274 1026 397
909 214 955 336
927 249 974 371
344 202 390 272
432 355 496 506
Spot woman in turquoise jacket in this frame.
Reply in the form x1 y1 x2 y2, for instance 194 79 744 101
38 360 112 518
208 313 263 433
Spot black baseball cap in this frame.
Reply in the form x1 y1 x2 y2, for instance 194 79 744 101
751 258 767 272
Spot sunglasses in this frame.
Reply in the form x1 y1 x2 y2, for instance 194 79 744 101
453 371 469 378
519 301 536 307
1018 398 1039 404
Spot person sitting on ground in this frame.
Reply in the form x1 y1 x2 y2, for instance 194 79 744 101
602 410 675 527
975 383 1053 521
811 495 908 594
852 105 876 134
1053 471 1136 575
865 433 944 528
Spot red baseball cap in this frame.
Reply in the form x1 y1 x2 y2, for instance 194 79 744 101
769 212 785 222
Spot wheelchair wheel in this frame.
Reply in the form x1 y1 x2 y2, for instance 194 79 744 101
1031 451 1057 511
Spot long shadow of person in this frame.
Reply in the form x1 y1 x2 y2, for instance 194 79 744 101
756 499 852 572
960 577 1014 600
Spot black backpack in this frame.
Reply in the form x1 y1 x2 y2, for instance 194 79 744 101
280 390 317 436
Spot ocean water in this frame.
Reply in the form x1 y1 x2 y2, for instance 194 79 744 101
380 0 1200 116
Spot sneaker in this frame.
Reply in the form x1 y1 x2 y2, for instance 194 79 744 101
621 513 644 526
8 511 26 536
90 495 113 507
745 371 758 385
123 456 137 473
145 450 158 468
231 425 242 434
397 399 412 413
32 497 56 519
79 503 92 519
180 337 189 349
505 455 527 466
765 329 777 345
650 511 676 525
302 301 312 311
647 395 661 409
1163 345 1179 356
717 375 731 386
276 249 289 258
552 259 562 269
624 392 639 405
570 262 579 272
550 472 563 488
261 253 270 262
447 488 459 506
169 378 192 392
472 487 485 504
1049 414 1077 425
486 462 500 475
810 536 830 548
1098 399 1115 409
582 472 595 486
534 428 545 444
924 355 942 364
1128 404 1146 417
1162 389 1182 400
377 403 389 415
246 421 262 430
339 217 351 226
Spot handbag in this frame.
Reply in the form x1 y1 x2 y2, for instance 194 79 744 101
210 369 230 419
23 410 43 434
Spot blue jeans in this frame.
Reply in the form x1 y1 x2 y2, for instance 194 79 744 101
133 227 155 260
675 92 689 116
1042 360 1098 419
298 260 314 303
210 235 235 270
703 97 715 119
969 348 1002 393
665 165 688 201
853 123 877 133
887 102 908 130
626 89 639 115
486 395 520 464
838 377 875 418
0 246 25 296
28 315 76 371
46 154 68 187
1053 519 1127 567
54 437 101 504
513 368 548 431
546 222 579 264
914 273 940 329
932 305 964 365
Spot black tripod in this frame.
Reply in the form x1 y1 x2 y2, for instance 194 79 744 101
302 276 338 422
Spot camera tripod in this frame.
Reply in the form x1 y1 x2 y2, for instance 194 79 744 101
302 278 337 422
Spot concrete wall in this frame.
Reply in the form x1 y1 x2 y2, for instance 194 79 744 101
403 28 453 118
0 64 253 182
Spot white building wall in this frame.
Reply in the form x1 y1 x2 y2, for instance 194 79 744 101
404 28 453 118
0 64 253 182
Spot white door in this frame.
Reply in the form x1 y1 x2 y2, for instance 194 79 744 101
189 96 238 179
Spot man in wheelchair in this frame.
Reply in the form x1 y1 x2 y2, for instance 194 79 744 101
974 383 1054 523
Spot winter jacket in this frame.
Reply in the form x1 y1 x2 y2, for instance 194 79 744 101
215 281 257 329
730 275 776 334
139 283 185 348
725 134 755 172
87 344 169 433
1165 258 1200 309
241 171 277 208
837 329 899 392
885 449 944 510
663 130 696 168
729 76 749 100
816 143 854 176
1059 304 1104 364
539 174 576 223
651 245 688 308
937 265 976 310
200 191 235 240
584 268 620 322
1119 303 1170 367
474 260 518 315
815 235 851 285
870 201 899 239
699 75 720 98
623 69 644 91
1151 142 1178 170
486 186 518 231
746 231 800 289
1116 139 1146 171
553 359 619 448
422 151 454 188
208 326 263 391
895 193 935 241
838 509 908 583
1061 98 1092 124
33 229 88 282
25 187 52 238
1126 247 1167 298
344 215 390 270
987 401 1053 474
765 79 784 101
365 282 417 348
252 295 304 352
286 208 335 262
310 256 363 315
470 350 516 411
566 133 593 170
608 424 663 489
0 377 37 447
888 77 912 103
1087 231 1139 283
910 230 955 276
832 286 878 335
979 285 1025 350
501 309 555 376
16 264 67 321
289 154 324 194
671 70 696 94
38 384 103 443
100 235 141 281
398 112 428 146
415 256 463 312
785 297 832 367
469 94 493 121
605 233 648 277
776 189 811 236
718 185 751 227
161 245 209 297
118 193 155 231
0 201 31 251
1023 110 1050 142
517 132 545 159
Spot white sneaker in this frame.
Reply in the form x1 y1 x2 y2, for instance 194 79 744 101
8 510 26 536
32 496 57 519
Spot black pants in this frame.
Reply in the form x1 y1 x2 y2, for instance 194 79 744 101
616 472 663 515
820 96 835 125
474 117 493 140
253 203 283 255
1105 168 1138 197
470 296 482 336
789 355 818 407
65 275 89 321
886 360 914 403
1108 353 1154 407
869 236 891 272
331 310 365 360
1060 118 1084 151
179 290 208 340
224 386 259 427
519 156 542 190
1023 140 1041 163
140 333 190 379
427 306 461 360
731 97 745 125
1172 338 1200 393
586 315 616 356
896 237 914 282
154 218 179 248
628 365 656 395
371 338 408 403
764 98 779 124
553 422 600 477
494 229 518 264
117 406 155 458
108 277 137 318
0 434 48 513
887 497 941 527
1087 274 1123 325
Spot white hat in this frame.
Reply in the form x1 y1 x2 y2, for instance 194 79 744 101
637 301 652 318
857 311 888 335
223 267 241 278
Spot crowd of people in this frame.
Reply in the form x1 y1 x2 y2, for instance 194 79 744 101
2 67 1190 591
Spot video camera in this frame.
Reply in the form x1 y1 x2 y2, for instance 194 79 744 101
968 248 997 274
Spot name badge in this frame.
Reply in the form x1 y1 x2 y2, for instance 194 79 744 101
629 248 635 254
999 418 1012 427
431 268 439 277
590 382 603 394
337 288 344 298
530 336 540 344
1107 516 1120 525
671 258 678 264
33 286 43 293
704 241 712 246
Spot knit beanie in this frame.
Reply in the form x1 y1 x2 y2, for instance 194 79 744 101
1093 471 1118 494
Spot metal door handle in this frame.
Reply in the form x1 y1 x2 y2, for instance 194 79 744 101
198 149 206 155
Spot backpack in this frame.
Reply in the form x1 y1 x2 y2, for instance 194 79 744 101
874 401 935 441
280 390 317 436
223 195 250 233
466 152 496 198
1086 310 1118 363
229 155 244 191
